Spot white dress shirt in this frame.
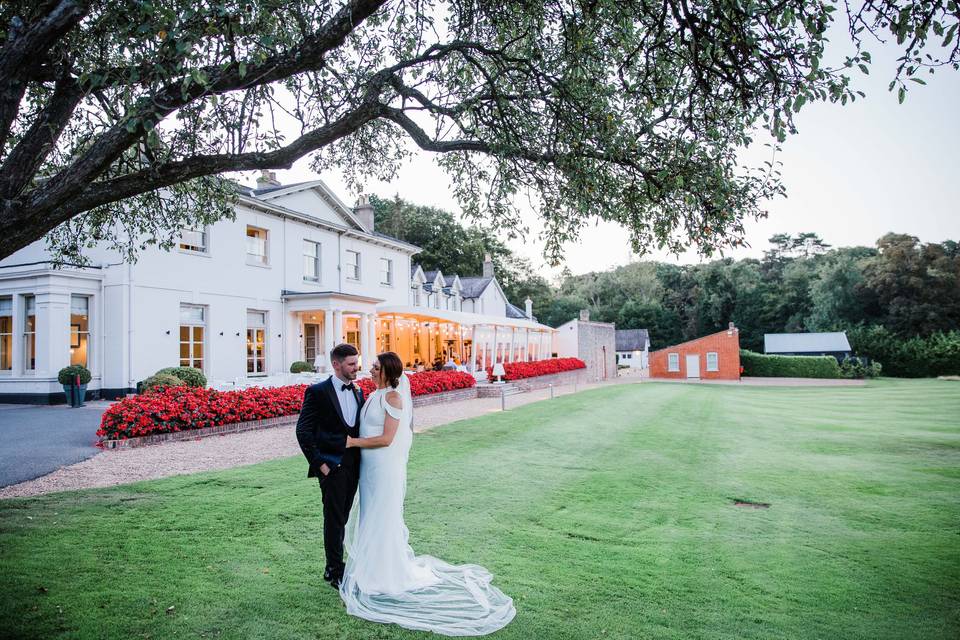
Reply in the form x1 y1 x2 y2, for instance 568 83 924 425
333 375 358 427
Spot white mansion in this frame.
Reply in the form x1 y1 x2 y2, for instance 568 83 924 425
0 171 556 403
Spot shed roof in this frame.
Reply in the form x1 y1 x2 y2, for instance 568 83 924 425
764 332 851 353
616 329 650 351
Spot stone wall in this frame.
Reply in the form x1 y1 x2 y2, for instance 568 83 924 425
577 321 617 381
511 368 586 391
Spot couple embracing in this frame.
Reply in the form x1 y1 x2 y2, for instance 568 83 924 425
295 343 516 636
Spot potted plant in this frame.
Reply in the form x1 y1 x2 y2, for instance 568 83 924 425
58 365 92 407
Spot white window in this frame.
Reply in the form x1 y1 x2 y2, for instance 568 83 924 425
246 310 267 375
346 250 360 280
246 226 268 265
178 227 208 253
412 285 421 306
303 240 320 282
707 352 719 372
23 295 36 371
668 353 679 372
0 297 11 371
70 295 90 367
179 304 205 370
380 257 393 286
304 323 320 366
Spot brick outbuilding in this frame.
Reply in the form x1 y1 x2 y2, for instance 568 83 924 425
649 323 741 381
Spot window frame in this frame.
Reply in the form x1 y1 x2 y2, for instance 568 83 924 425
706 351 719 372
379 257 393 286
303 239 321 283
667 352 680 372
246 310 267 376
345 249 361 281
23 295 36 371
0 296 12 371
70 294 91 368
245 225 269 267
179 304 206 371
178 226 209 254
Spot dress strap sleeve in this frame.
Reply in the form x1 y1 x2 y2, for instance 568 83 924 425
382 391 403 419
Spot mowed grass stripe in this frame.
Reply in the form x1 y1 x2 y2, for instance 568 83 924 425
0 379 957 639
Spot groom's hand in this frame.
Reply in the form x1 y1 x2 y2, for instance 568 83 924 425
320 463 331 476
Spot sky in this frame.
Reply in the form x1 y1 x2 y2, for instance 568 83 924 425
238 28 960 280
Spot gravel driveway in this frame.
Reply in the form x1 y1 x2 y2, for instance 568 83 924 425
0 379 634 499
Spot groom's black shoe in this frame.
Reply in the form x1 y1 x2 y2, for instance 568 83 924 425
328 575 342 590
323 567 334 583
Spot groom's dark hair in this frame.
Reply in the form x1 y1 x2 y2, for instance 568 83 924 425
330 343 358 363
377 352 404 388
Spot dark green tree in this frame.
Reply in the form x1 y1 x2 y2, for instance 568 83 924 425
1 0 956 263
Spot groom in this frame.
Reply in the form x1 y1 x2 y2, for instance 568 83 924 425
295 343 364 589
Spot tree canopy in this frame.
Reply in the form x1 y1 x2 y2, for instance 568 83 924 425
1 0 957 263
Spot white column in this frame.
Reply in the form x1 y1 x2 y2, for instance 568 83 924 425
359 314 370 369
332 310 343 344
470 325 478 372
36 291 71 378
508 327 516 363
321 309 334 371
369 314 378 357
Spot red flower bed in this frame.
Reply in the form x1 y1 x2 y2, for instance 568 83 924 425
355 370 476 397
486 357 586 382
98 371 477 441
97 384 307 441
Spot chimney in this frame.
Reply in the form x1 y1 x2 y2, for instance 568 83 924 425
579 308 590 322
256 169 281 188
482 253 495 279
354 194 374 232
727 321 737 335
524 297 533 319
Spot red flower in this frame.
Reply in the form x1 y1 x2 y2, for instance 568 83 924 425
486 358 586 382
97 371 478 441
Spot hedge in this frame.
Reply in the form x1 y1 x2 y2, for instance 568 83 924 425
847 326 960 378
156 366 207 388
739 350 841 378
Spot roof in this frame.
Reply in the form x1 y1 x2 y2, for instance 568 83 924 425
505 302 527 319
443 275 461 287
458 276 493 298
764 332 851 353
248 180 313 196
616 329 650 351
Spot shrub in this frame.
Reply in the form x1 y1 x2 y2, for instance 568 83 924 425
739 350 841 378
57 365 92 385
290 361 315 373
486 357 587 382
157 366 207 388
839 356 883 379
141 373 186 393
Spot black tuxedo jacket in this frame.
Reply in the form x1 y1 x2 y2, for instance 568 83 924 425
295 376 364 478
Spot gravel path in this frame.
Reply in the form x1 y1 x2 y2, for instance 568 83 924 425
0 379 634 499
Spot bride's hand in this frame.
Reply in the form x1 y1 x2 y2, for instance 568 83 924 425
345 436 356 448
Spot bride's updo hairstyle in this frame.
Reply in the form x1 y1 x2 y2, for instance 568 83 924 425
377 351 404 389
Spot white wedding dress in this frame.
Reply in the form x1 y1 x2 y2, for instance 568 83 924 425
339 376 516 636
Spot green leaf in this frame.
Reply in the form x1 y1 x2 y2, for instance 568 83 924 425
909 78 926 85
898 86 906 104
239 62 247 79
857 64 869 75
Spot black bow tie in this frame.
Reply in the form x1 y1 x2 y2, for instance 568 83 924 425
341 383 355 392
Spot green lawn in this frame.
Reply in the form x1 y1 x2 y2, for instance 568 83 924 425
1 379 958 639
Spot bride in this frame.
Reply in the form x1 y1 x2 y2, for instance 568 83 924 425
340 351 516 636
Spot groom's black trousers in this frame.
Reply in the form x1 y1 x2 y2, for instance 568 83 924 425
319 449 360 577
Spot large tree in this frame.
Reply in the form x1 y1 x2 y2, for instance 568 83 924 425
1 0 957 262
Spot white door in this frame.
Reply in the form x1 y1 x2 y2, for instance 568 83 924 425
685 354 700 379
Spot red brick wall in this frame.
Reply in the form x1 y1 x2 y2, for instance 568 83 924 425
649 328 741 380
